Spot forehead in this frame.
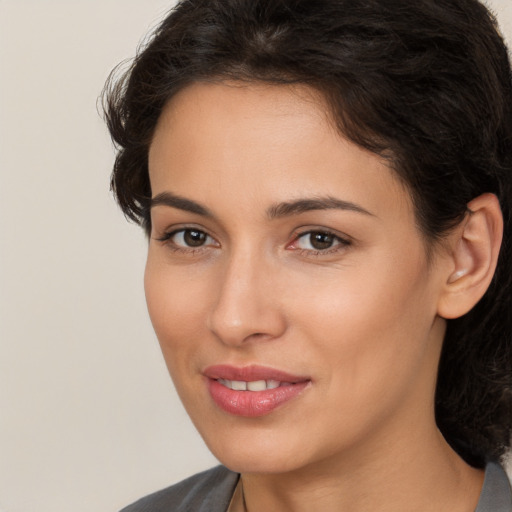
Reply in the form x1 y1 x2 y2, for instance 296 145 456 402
148 81 413 225
150 81 335 169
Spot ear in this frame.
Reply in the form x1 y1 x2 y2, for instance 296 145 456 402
437 193 503 319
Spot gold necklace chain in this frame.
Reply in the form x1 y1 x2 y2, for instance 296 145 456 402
241 477 248 512
228 478 248 512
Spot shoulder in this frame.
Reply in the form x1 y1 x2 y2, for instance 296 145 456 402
475 462 512 512
119 465 239 512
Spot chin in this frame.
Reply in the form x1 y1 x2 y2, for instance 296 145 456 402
198 425 318 475
215 449 304 475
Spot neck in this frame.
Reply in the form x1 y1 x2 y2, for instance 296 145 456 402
238 423 484 512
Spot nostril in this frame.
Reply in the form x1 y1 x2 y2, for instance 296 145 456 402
242 332 269 343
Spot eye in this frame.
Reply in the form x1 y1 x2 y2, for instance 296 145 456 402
156 228 218 250
288 230 351 253
173 229 210 247
297 232 338 250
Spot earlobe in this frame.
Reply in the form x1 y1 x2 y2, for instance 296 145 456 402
437 193 503 319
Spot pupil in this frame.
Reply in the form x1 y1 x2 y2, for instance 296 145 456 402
184 230 206 247
311 232 334 250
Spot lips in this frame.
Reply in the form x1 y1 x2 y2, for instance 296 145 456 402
204 365 311 417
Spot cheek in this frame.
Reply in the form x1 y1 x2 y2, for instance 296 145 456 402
283 271 438 454
294 252 438 394
143 256 212 369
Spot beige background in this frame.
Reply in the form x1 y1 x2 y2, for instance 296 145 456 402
0 1 510 511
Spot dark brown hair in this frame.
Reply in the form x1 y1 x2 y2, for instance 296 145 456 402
103 0 512 467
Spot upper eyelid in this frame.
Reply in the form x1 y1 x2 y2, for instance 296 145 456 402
292 227 352 242
296 231 347 243
288 228 354 255
159 227 217 244
296 228 344 237
154 224 216 240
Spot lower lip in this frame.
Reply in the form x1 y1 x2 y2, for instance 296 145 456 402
207 379 310 417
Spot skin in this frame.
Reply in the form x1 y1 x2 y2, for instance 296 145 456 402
145 82 484 511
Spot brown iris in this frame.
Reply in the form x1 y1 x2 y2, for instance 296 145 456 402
309 232 336 250
183 229 207 247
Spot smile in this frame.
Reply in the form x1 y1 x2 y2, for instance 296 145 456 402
204 365 311 417
217 379 289 391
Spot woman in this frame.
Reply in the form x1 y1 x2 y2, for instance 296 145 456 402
104 0 512 510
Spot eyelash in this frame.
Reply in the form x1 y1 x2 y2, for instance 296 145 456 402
155 227 351 257
155 228 218 254
288 229 352 256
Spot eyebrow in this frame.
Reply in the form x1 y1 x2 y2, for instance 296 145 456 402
150 191 374 219
150 192 213 217
266 196 374 219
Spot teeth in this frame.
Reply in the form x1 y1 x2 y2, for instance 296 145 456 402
231 380 247 391
247 380 266 391
218 379 288 391
218 378 232 389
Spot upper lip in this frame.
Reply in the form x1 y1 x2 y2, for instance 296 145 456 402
203 364 310 383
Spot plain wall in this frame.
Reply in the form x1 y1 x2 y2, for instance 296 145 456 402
0 1 510 511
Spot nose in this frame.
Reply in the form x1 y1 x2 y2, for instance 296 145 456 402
207 249 287 346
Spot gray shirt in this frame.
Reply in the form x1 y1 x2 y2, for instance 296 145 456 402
120 462 512 512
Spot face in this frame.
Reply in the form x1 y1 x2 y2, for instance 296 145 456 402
146 82 449 475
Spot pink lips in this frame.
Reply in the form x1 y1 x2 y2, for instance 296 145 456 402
204 365 311 417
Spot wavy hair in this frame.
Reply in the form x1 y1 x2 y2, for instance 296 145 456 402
103 0 512 466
